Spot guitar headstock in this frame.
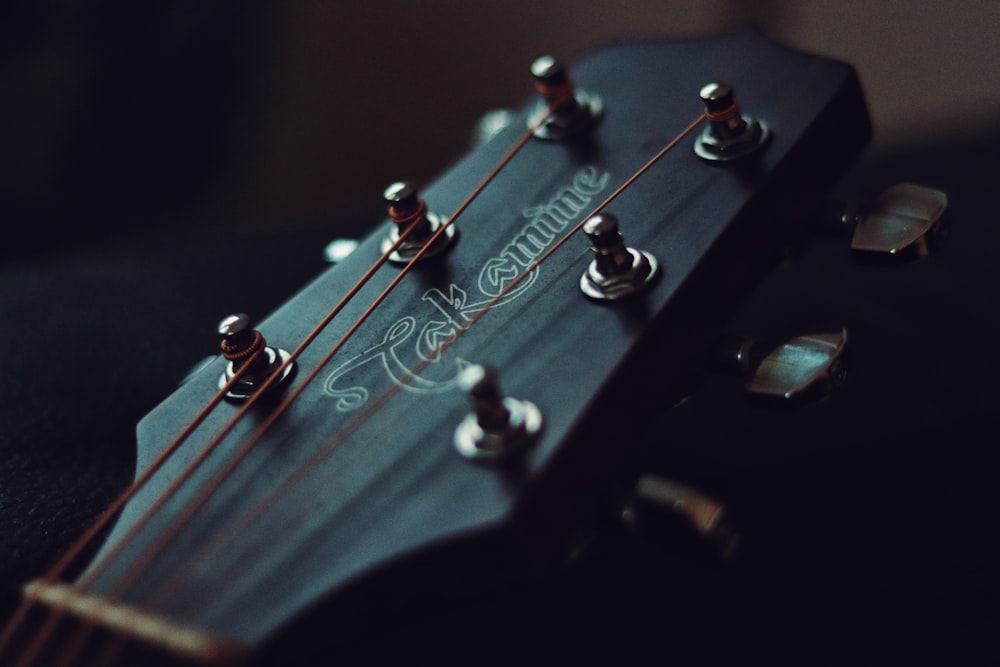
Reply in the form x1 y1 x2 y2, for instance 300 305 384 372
14 32 871 665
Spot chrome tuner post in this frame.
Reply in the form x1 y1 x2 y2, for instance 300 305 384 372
694 82 770 162
829 183 948 258
579 213 659 300
718 328 849 402
453 365 542 462
218 313 295 400
381 181 456 264
527 55 603 140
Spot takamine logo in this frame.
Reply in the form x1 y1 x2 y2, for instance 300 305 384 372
477 166 610 297
323 165 611 411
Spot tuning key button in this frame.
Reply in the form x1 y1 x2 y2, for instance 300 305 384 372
454 365 542 462
719 328 848 402
694 82 770 162
527 55 604 140
381 181 456 264
579 213 659 300
829 183 948 258
218 313 295 401
623 475 740 560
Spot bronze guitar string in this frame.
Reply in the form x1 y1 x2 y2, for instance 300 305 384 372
0 347 265 658
5 215 427 667
5 176 463 666
25 113 546 667
90 112 709 667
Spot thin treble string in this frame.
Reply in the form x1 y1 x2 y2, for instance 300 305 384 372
45 115 548 667
85 117 539 609
120 111 710 641
10 213 432 667
34 223 435 667
0 346 266 660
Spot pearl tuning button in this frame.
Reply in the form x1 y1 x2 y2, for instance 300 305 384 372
718 328 849 402
829 183 948 258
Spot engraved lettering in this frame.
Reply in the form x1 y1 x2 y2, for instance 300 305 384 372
324 317 462 412
478 165 611 297
323 166 611 409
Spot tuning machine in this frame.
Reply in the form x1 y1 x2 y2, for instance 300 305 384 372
622 475 740 561
694 82 770 162
217 313 295 400
453 365 542 462
381 181 456 264
579 213 659 300
717 328 849 403
826 183 948 259
527 55 603 140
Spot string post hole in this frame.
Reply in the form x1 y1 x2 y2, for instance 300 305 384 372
218 313 294 400
695 82 770 162
381 181 456 264
580 213 659 300
528 55 603 140
454 364 542 462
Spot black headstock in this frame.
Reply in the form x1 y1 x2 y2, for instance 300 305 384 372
7 32 871 666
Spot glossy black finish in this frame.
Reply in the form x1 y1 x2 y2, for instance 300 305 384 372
71 33 869 662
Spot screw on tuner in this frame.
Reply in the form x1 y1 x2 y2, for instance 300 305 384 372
453 365 542 462
381 181 456 264
217 313 295 401
579 213 659 301
527 55 604 140
694 82 770 162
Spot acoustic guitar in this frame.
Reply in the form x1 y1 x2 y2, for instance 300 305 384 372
0 32 872 666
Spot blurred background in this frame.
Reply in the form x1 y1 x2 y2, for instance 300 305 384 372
2 0 998 258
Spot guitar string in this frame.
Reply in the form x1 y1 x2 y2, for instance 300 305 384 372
91 111 709 667
4 216 428 667
0 348 266 657
32 112 547 667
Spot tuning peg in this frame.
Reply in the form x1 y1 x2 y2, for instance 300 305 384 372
622 475 740 560
453 364 542 462
694 82 770 162
323 238 359 264
217 313 295 400
579 213 659 300
381 181 456 264
827 183 947 258
717 328 848 402
527 55 604 140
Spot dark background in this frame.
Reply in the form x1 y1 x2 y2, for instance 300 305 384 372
1 1 998 663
